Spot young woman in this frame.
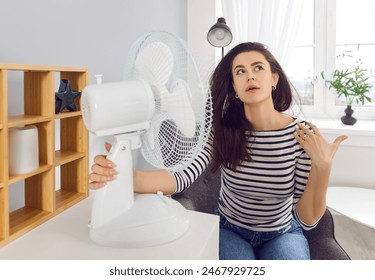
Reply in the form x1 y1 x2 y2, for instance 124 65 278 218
89 42 347 260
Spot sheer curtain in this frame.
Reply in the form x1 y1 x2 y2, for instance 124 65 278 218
220 0 304 66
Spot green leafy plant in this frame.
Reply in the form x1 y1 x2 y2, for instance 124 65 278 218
321 65 373 106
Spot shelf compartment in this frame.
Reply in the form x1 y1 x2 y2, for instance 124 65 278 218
55 190 86 211
9 206 51 236
7 169 54 239
58 158 88 196
54 71 86 115
24 71 55 117
60 116 87 152
24 170 55 212
55 157 88 211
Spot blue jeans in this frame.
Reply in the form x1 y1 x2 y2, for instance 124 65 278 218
219 214 310 260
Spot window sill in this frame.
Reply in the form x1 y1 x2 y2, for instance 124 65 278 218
308 118 375 148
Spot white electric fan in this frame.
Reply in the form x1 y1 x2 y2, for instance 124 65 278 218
81 31 212 247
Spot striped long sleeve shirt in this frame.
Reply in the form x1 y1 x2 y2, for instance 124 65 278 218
173 118 318 231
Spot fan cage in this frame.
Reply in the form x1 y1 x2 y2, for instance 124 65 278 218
124 31 213 173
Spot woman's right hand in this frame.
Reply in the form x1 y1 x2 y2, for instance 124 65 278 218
89 142 117 189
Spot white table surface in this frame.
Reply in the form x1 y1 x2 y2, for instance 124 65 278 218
0 196 219 260
326 186 375 230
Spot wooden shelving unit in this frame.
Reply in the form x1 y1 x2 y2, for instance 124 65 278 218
0 63 89 247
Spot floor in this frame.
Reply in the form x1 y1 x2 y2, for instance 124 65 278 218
331 211 375 260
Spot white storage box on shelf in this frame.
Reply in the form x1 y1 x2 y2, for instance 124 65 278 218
8 126 39 175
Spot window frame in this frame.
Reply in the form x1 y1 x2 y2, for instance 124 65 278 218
301 0 375 120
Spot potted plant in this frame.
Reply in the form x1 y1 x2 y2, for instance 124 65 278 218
321 65 373 125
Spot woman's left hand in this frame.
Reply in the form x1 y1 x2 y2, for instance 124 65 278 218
294 122 348 166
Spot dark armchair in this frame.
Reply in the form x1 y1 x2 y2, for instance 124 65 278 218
173 168 350 260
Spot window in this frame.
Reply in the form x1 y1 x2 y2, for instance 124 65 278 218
287 0 375 118
283 0 314 107
335 0 375 108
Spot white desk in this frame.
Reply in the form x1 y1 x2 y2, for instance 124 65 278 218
326 186 375 230
0 197 219 260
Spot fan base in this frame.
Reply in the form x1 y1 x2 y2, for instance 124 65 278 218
89 193 189 247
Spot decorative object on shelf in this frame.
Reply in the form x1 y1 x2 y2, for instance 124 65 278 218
321 57 373 125
207 17 232 58
8 125 39 175
341 105 357 125
55 79 81 113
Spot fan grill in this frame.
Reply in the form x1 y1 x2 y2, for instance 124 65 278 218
124 31 213 172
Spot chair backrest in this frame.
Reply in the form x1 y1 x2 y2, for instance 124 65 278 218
172 167 221 214
303 209 351 260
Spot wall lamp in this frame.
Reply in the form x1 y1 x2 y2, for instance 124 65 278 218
207 17 233 58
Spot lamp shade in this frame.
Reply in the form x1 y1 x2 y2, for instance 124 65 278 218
207 17 233 48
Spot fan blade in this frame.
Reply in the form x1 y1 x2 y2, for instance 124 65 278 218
134 42 173 87
165 79 196 138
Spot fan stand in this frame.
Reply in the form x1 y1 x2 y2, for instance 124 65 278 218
89 193 189 247
88 132 190 247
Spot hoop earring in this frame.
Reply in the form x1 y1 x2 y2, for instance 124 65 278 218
235 93 239 99
272 85 277 91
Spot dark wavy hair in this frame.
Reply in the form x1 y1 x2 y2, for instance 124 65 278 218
209 42 293 172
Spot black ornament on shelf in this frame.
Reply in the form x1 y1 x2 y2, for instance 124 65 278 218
341 105 357 125
55 79 81 113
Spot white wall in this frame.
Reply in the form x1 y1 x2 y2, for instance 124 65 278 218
1 0 187 210
330 145 375 189
0 0 187 82
187 0 217 73
310 120 375 190
322 131 375 189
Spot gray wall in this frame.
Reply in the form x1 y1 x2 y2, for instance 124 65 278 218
0 0 187 82
1 0 187 210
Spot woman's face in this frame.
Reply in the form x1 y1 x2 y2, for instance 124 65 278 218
231 51 278 106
